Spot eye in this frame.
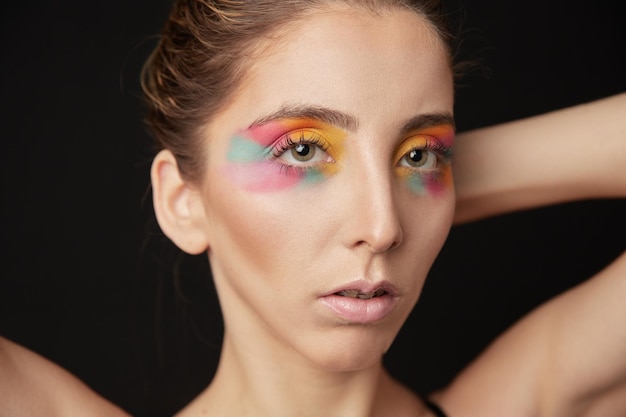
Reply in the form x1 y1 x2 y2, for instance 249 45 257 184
272 130 333 166
287 143 317 162
395 134 452 171
399 148 438 169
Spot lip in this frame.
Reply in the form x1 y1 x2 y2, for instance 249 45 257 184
319 280 398 323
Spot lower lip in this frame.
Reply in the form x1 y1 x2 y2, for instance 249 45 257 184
319 294 397 323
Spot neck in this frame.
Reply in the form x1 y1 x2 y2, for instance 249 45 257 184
176 333 426 417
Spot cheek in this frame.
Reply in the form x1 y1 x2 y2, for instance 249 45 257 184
223 163 302 192
399 185 455 271
207 192 285 277
204 173 328 285
222 163 331 192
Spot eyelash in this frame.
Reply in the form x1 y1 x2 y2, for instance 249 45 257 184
398 137 453 169
269 130 332 174
266 131 452 176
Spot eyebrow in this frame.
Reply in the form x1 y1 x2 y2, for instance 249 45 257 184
249 104 455 133
401 112 456 133
249 104 359 131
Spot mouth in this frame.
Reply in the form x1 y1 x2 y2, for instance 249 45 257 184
327 280 398 299
319 281 398 323
335 288 388 299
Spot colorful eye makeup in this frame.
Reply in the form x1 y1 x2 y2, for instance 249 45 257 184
223 118 454 195
224 118 346 192
394 124 455 196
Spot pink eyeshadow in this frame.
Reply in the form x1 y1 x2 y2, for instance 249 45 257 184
243 122 290 147
223 162 301 192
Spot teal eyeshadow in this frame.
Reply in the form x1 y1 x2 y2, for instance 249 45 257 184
227 135 329 186
300 167 326 184
227 136 268 162
405 174 427 194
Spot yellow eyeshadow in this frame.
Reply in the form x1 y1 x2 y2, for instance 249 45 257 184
394 135 429 163
287 125 346 161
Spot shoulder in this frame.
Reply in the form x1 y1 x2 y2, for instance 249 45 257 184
433 252 626 417
0 336 131 417
430 308 548 417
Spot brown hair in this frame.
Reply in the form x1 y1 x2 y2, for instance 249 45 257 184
141 0 456 183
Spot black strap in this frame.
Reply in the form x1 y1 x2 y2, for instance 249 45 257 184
421 396 449 417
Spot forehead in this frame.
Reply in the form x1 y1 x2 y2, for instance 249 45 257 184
213 5 453 135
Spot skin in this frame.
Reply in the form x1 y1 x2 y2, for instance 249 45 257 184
453 93 626 223
0 337 131 417
152 5 455 417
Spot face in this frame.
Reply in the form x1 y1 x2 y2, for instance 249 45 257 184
192 6 455 371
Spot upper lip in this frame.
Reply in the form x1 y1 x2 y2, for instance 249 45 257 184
321 279 398 297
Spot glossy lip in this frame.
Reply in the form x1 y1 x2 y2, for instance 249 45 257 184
319 280 399 324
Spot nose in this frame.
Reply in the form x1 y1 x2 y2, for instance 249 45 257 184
341 167 404 253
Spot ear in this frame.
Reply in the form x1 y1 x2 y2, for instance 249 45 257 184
150 149 210 255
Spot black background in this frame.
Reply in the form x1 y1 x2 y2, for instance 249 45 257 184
1 1 625 416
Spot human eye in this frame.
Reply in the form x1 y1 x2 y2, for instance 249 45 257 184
396 135 452 171
398 148 438 169
270 130 334 167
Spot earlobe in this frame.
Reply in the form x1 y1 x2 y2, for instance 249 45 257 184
150 149 210 255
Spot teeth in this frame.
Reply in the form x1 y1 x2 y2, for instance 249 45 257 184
338 289 360 298
337 288 386 299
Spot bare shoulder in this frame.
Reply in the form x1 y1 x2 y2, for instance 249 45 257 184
0 336 131 417
433 252 626 417
430 306 549 417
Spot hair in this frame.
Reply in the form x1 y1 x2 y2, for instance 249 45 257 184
141 0 459 184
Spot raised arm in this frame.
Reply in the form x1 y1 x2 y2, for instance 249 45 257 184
453 93 626 224
436 94 626 417
436 251 626 417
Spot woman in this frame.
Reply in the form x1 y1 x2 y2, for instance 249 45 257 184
1 0 624 416
142 1 626 416
148 1 456 415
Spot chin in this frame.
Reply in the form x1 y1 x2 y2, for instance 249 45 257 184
301 325 398 373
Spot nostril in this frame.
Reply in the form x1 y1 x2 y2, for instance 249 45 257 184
357 232 402 254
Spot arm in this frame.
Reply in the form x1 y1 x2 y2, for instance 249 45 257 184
436 251 626 417
437 93 626 417
453 93 626 224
